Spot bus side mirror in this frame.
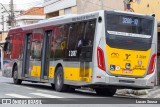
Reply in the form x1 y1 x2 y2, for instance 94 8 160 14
3 42 11 53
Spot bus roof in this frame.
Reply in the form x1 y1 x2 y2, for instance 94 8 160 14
10 10 154 31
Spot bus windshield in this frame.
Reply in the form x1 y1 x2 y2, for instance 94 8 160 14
105 12 154 51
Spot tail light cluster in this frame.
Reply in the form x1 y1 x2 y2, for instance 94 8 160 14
147 53 157 75
97 47 106 71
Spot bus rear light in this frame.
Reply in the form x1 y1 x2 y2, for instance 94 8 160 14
97 47 106 71
147 53 157 75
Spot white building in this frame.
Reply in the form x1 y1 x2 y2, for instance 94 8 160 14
15 7 45 27
43 0 125 18
15 15 45 27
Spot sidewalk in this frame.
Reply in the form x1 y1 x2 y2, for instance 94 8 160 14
116 86 160 98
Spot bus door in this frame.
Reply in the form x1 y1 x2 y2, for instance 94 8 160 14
79 20 96 82
22 34 32 78
41 31 52 80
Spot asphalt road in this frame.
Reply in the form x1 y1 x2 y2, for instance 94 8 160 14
0 71 159 105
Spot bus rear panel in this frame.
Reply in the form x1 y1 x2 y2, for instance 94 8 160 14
93 11 157 89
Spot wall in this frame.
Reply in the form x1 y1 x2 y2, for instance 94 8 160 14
76 0 124 14
44 0 76 14
131 0 160 22
0 32 7 42
15 18 44 27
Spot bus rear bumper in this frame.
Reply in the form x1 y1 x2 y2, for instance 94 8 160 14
107 75 155 89
93 72 155 89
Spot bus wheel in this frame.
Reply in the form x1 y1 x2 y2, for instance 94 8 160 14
55 67 68 92
95 88 117 97
13 66 22 85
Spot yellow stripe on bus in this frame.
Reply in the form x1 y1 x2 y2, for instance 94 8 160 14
31 66 55 78
31 66 92 82
31 66 41 77
64 67 92 82
49 66 55 78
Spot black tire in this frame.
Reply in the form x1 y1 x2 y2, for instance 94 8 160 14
13 66 22 85
51 83 55 90
95 88 117 97
54 67 68 92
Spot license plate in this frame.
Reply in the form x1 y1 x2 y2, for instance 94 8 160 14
122 69 132 74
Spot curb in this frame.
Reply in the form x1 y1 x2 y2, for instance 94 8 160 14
116 89 149 98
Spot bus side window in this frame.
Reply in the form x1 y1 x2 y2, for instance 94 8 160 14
80 19 96 62
84 20 96 47
68 24 77 50
67 23 80 61
76 22 87 57
50 30 55 60
31 33 43 60
54 25 67 59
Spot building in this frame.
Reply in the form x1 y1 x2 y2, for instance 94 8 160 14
15 7 45 27
129 0 160 32
43 0 124 18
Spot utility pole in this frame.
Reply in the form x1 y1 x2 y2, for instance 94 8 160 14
10 0 14 27
1 15 4 32
0 3 11 27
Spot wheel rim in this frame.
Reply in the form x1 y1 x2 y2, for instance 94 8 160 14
57 73 62 87
13 70 18 80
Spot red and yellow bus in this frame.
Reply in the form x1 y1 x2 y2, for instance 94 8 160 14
3 10 157 96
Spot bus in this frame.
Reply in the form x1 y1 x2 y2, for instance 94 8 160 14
3 10 157 96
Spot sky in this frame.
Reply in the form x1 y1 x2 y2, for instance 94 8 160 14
0 0 43 10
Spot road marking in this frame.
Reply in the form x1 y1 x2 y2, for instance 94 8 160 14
36 90 58 94
2 83 21 87
5 94 32 98
25 87 33 90
2 83 12 85
30 93 63 98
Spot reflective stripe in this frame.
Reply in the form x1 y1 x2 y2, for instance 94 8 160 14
108 31 151 38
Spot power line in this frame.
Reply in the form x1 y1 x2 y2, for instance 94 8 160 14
15 1 43 5
43 0 62 7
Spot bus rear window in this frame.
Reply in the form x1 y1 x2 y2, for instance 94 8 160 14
106 14 154 36
105 12 154 51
